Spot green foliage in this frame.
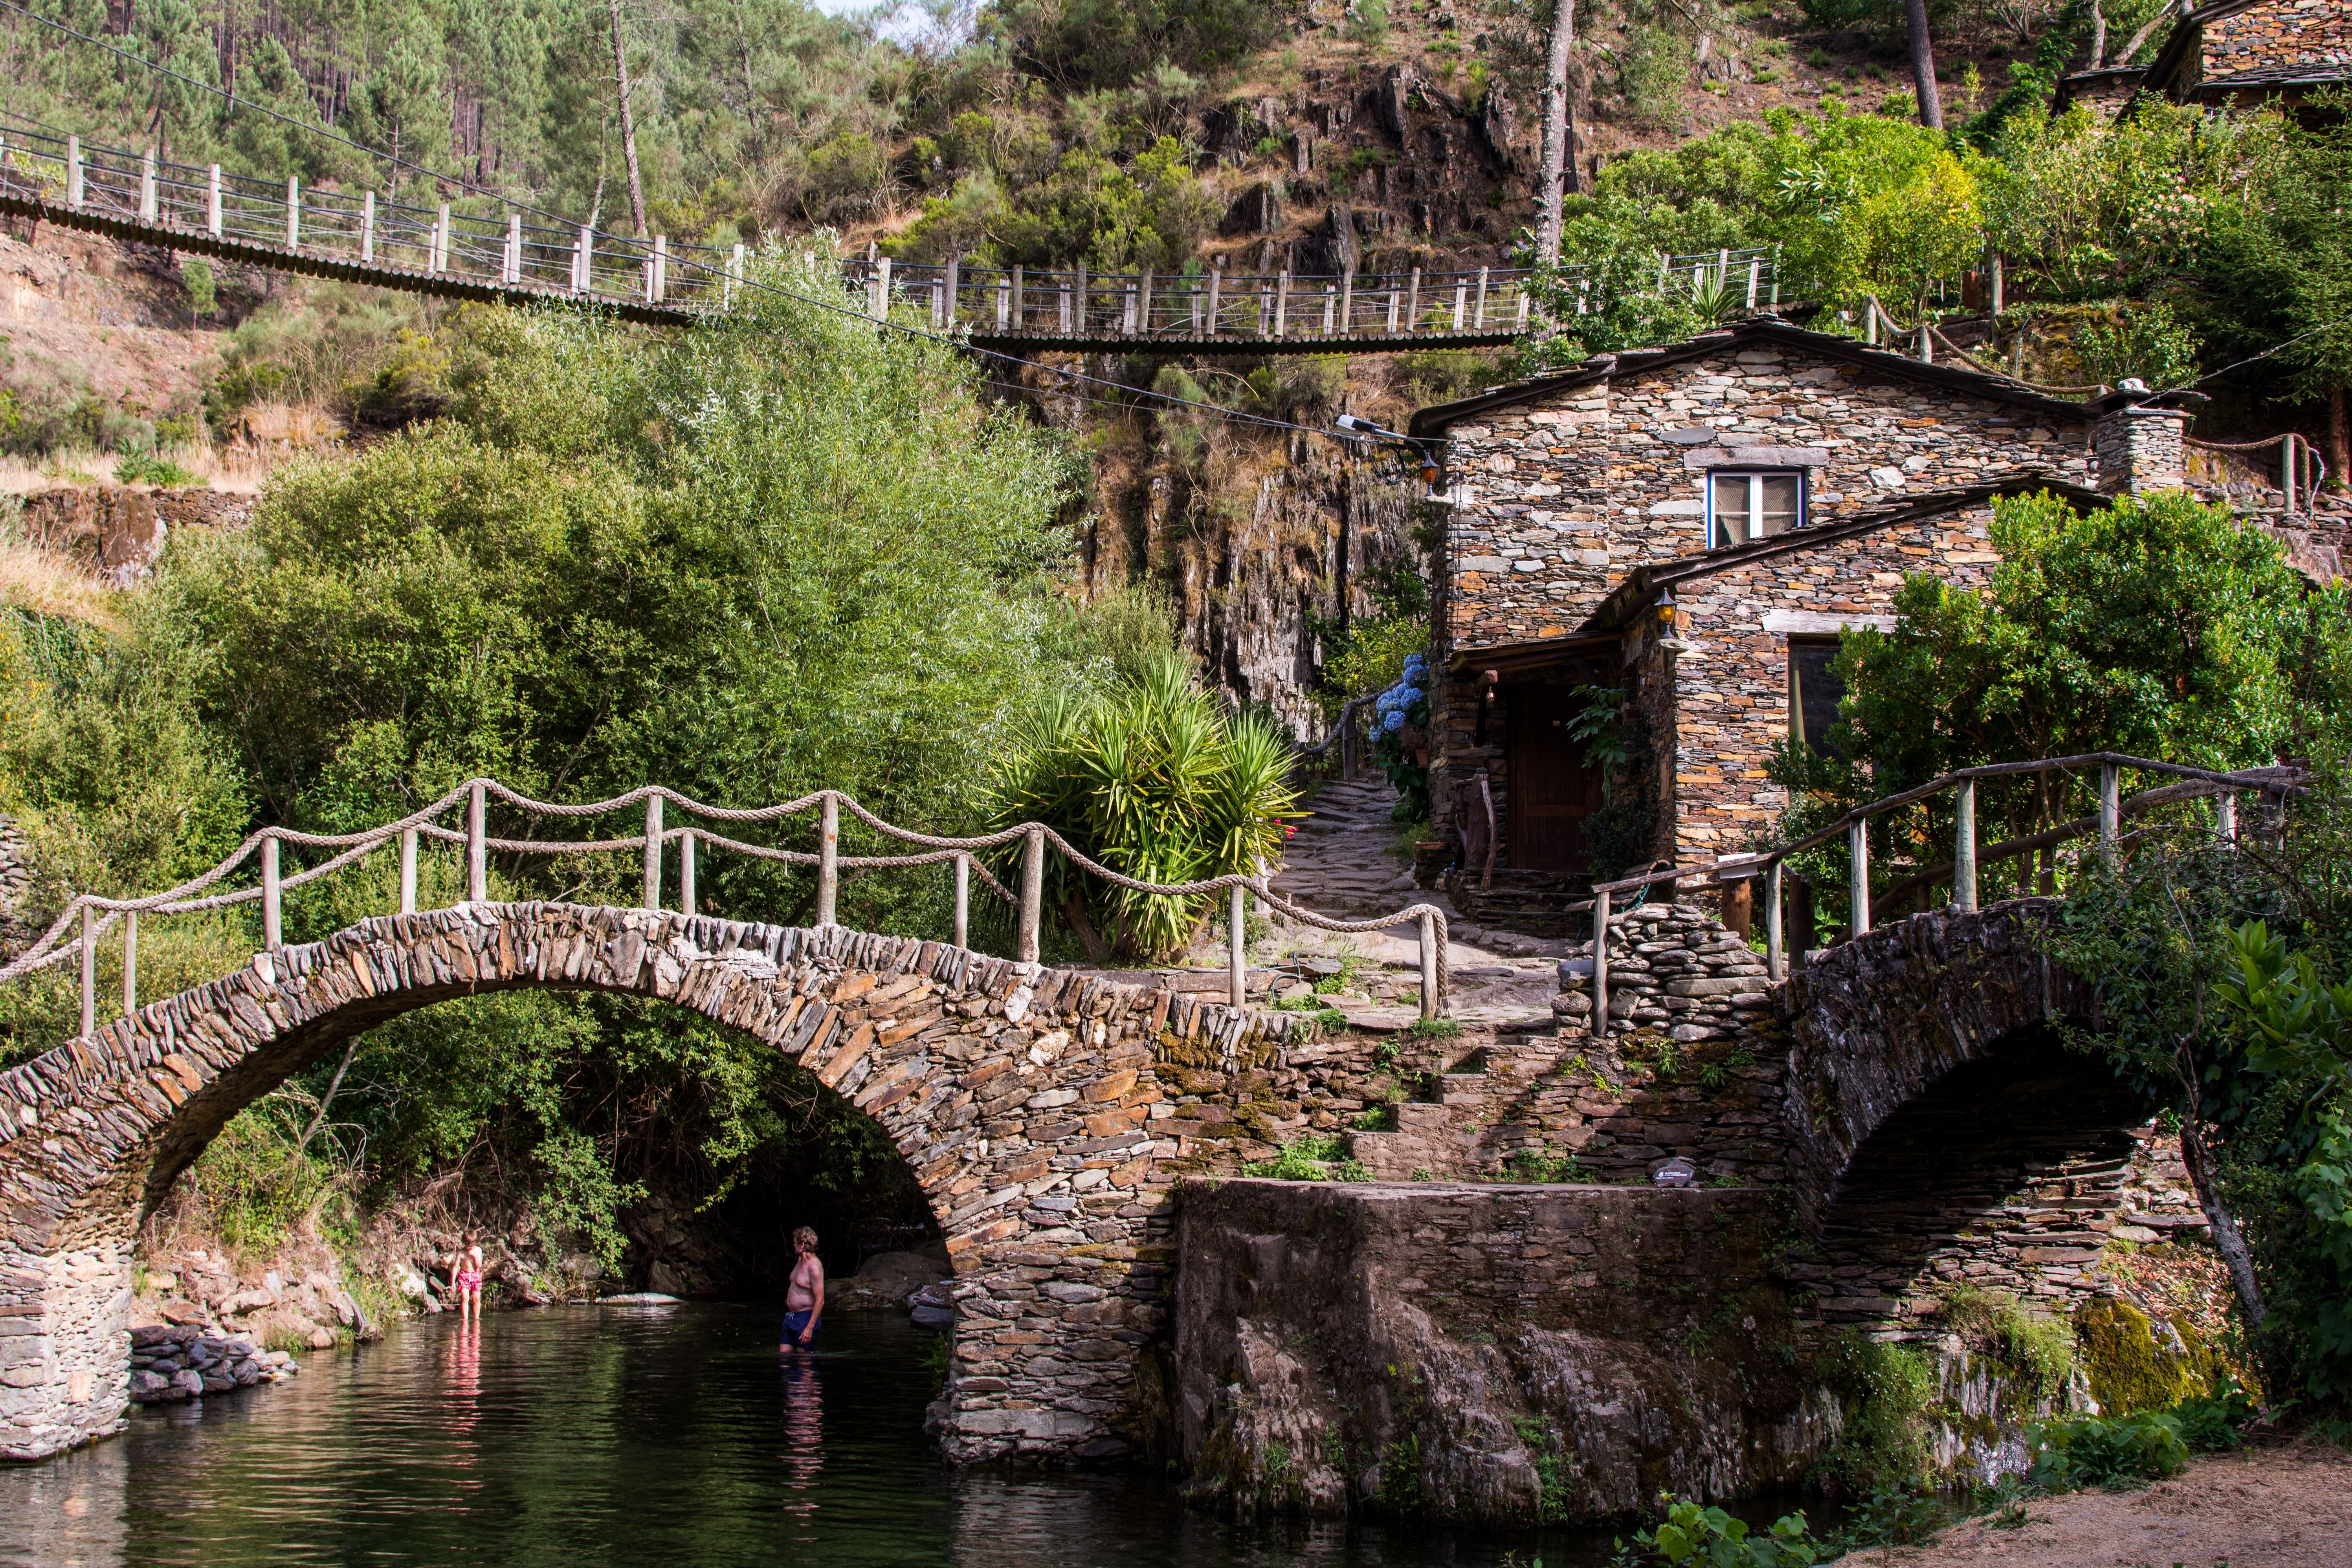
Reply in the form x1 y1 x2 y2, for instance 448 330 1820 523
986 649 1299 961
1772 490 2345 912
2074 302 2201 391
2075 1297 2219 1415
112 453 198 488
2025 1408 2189 1489
989 0 1288 91
178 255 216 319
1942 1284 2077 1406
1243 1132 1369 1181
1615 1496 1820 1566
1812 1330 1938 1493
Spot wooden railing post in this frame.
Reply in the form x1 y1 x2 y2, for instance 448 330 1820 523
816 794 839 927
643 793 664 910
139 146 156 220
679 827 696 915
1954 778 1978 912
574 226 592 293
1765 863 1784 981
466 782 487 902
1418 910 1439 1021
1848 818 1870 938
1206 264 1221 336
952 853 970 949
122 910 137 1018
433 204 451 275
67 135 82 209
1406 267 1421 331
505 213 522 283
79 904 95 1040
2098 762 2121 866
1016 825 1044 964
207 164 222 237
361 190 375 261
399 827 418 914
1591 888 1611 1041
285 176 300 249
263 835 283 950
1228 884 1247 1009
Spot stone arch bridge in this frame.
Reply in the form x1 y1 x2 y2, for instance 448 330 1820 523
0 897 2132 1468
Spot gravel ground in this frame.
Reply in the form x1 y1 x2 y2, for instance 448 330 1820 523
1842 1436 2352 1567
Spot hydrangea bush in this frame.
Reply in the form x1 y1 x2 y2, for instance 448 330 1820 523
1371 652 1432 826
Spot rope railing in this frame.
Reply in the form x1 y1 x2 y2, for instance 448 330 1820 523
0 116 1774 345
1573 751 2304 1042
7 777 1451 1049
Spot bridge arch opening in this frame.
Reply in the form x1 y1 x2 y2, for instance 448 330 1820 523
1798 1026 2154 1326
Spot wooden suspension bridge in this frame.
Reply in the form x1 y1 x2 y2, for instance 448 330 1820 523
0 117 1780 356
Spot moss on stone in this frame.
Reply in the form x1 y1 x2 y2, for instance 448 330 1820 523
2074 1298 2216 1416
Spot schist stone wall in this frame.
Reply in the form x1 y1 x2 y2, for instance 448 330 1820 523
1426 330 2092 866
2203 0 2352 75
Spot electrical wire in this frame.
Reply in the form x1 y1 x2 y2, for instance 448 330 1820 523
0 0 1365 444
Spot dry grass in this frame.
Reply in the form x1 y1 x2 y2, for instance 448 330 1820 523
0 536 124 630
0 405 330 498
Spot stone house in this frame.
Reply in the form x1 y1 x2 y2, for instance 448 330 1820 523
2057 0 2352 115
1401 316 2189 929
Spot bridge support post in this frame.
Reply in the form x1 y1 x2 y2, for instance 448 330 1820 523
679 828 695 915
66 135 81 209
2098 763 2121 866
1765 862 1783 981
1418 911 1438 1022
207 165 222 238
466 782 486 901
399 827 418 914
1848 819 1870 937
361 191 374 261
1228 884 1246 1009
1016 826 1043 965
285 177 299 250
1590 888 1611 1041
262 836 282 950
1954 780 1978 912
817 795 839 928
121 911 136 1019
78 904 94 1042
644 794 664 910
953 853 970 949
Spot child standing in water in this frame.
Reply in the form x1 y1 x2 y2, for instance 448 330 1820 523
780 1226 824 1353
454 1231 485 1325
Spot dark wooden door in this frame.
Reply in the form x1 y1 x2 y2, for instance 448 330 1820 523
1507 686 1608 873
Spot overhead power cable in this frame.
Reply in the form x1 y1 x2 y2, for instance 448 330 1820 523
0 0 1370 445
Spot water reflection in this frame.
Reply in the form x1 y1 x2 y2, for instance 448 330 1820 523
0 1306 1622 1568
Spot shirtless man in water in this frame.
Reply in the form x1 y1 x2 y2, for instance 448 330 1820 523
780 1225 824 1353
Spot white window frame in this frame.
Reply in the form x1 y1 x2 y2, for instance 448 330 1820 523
1705 468 1807 551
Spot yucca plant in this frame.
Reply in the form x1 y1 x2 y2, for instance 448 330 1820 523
985 651 1301 962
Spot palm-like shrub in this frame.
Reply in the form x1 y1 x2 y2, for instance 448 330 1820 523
985 652 1299 962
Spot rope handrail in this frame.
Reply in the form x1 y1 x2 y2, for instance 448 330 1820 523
7 775 1453 1040
1574 749 2306 1040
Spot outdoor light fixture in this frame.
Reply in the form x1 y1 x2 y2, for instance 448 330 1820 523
1336 413 1442 490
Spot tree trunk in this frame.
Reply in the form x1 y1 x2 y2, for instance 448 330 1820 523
2087 0 2107 68
1058 889 1112 964
295 1037 363 1157
2178 1118 2268 1327
2330 382 2348 490
1536 0 1575 262
1905 0 1944 129
610 2 650 238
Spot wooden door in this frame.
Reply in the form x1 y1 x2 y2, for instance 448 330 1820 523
1506 686 1608 873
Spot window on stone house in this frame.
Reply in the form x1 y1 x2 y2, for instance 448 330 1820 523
1707 470 1804 550
1789 636 1847 759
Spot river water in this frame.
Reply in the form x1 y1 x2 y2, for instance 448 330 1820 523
0 1305 1638 1568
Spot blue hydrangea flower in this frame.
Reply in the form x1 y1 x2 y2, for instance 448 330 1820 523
1383 710 1407 734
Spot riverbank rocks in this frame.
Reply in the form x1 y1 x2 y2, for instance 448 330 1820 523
126 1325 295 1405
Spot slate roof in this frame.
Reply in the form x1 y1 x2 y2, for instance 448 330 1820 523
1403 317 2101 443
